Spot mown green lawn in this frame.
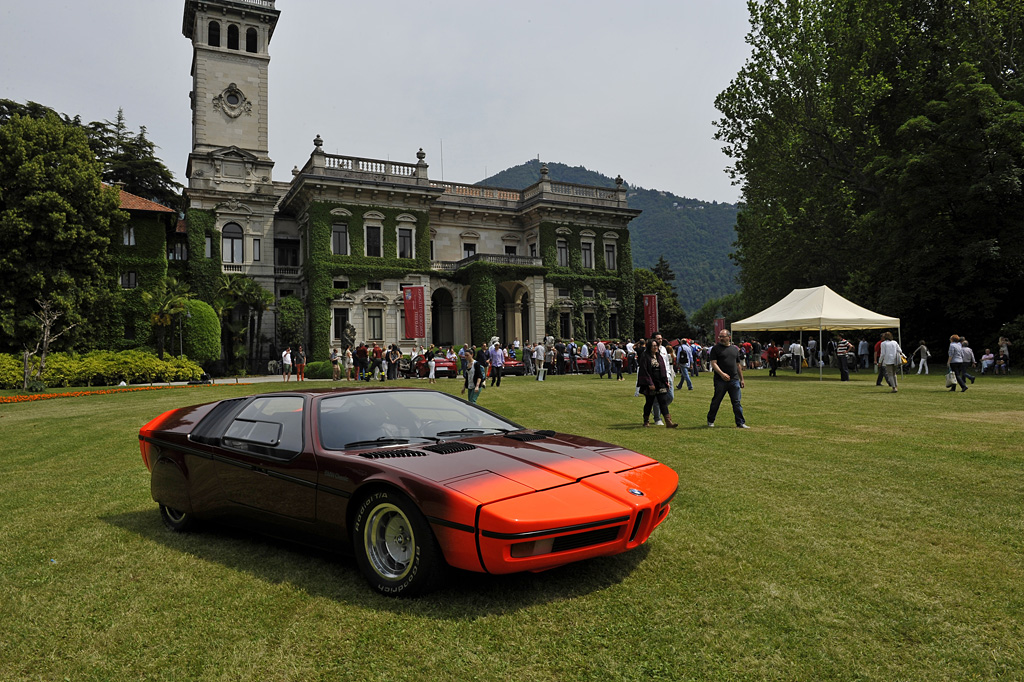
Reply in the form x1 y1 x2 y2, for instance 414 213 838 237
2 369 1022 681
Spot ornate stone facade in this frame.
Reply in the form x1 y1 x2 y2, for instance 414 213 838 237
182 0 640 361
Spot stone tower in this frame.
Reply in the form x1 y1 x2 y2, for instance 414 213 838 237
181 0 281 289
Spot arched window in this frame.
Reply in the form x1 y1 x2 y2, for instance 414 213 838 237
222 223 243 263
245 28 258 53
227 25 239 50
208 21 220 47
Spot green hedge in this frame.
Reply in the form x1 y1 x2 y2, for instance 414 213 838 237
182 299 221 364
0 350 204 389
304 360 332 379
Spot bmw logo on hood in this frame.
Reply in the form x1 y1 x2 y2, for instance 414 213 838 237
628 488 645 497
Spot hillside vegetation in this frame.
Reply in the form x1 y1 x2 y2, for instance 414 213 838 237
479 160 739 313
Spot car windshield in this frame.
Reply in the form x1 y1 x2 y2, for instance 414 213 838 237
318 390 520 450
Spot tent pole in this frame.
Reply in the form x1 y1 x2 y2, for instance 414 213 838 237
819 325 823 381
899 326 903 377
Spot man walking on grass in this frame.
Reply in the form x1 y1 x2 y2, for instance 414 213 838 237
707 330 748 429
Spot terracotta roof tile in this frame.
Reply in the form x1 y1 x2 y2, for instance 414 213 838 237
105 184 176 213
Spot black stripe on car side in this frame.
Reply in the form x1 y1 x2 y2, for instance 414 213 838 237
315 483 352 499
480 516 631 541
144 436 476 535
142 434 316 490
142 434 216 461
475 505 489 574
424 516 475 534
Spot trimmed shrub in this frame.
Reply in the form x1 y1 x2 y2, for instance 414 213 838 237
0 353 22 389
304 360 332 379
182 299 221 364
0 351 203 389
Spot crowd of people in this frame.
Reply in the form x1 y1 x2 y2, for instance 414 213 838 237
274 330 1012 429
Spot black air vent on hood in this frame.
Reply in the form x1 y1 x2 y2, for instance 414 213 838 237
358 449 427 459
504 431 549 442
423 442 477 454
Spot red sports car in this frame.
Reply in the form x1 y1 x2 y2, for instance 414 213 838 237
575 356 595 373
502 358 526 376
139 388 678 596
406 354 457 378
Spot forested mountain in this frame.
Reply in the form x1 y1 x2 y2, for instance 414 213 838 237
478 160 739 313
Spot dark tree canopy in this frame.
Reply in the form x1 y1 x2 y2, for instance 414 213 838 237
86 109 182 208
633 268 693 340
715 0 1024 344
0 113 126 351
1 100 181 209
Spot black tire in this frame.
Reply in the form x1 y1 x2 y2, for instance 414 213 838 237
352 489 445 597
159 504 194 532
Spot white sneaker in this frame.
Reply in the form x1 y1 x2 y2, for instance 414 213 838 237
707 421 715 428
654 419 665 426
738 423 750 429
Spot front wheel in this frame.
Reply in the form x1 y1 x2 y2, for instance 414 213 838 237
159 504 194 532
352 490 445 597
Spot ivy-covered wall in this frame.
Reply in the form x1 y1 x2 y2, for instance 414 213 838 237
537 220 633 340
303 201 432 361
184 208 222 304
111 213 169 349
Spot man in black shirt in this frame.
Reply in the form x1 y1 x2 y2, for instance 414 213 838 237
707 329 748 428
554 340 566 375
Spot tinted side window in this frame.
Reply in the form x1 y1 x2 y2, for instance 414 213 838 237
223 396 304 457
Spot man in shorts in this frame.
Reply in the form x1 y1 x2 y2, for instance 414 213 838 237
281 347 292 382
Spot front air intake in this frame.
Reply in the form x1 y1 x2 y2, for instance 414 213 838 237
629 510 648 543
551 525 622 553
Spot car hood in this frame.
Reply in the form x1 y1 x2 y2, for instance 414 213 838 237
349 433 657 503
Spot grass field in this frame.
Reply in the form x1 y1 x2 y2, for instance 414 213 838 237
2 368 1022 681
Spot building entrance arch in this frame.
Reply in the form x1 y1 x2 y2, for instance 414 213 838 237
431 288 454 347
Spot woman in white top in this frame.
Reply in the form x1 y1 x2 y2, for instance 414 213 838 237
878 332 902 393
343 346 354 381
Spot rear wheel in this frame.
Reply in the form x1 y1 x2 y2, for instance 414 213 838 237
352 490 444 597
159 504 194 532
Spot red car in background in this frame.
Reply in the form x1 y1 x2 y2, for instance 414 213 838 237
502 358 526 376
406 354 457 379
574 356 595 373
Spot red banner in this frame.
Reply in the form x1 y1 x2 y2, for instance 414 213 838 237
403 286 425 339
714 317 726 339
643 294 659 338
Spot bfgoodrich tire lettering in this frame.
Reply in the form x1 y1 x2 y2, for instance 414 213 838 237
352 489 444 597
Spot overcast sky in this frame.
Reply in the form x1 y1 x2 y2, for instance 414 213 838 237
1 1 752 204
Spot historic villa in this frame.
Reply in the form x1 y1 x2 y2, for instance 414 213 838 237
175 0 640 361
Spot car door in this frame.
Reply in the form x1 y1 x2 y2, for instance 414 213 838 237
213 394 318 523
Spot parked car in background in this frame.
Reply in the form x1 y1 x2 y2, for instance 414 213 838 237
405 354 457 379
503 358 526 376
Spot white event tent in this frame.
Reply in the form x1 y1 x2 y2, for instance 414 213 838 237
730 285 901 379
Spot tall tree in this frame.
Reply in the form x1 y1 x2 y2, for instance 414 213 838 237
86 109 182 208
633 268 692 340
141 276 190 360
715 0 1024 342
0 113 125 353
652 256 677 295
